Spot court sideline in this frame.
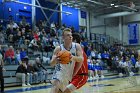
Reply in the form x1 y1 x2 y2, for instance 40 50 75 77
3 74 140 93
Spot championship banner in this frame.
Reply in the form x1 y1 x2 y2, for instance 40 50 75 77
128 24 139 45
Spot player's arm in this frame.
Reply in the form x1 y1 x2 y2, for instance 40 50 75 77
50 46 60 67
71 43 83 62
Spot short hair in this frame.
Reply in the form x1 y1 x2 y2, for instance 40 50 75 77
72 33 81 43
62 28 72 35
9 46 13 49
21 56 29 61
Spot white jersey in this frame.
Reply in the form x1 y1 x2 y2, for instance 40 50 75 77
52 42 77 90
135 62 140 67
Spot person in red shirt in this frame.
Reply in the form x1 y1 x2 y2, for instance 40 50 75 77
5 46 15 64
61 33 88 93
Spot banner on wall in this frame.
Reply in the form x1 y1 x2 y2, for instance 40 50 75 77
128 24 139 45
80 11 86 19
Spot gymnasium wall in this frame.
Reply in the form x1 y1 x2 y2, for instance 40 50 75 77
0 0 3 19
79 10 87 26
62 5 79 31
89 12 140 45
0 0 59 26
0 0 32 23
90 13 106 34
123 14 140 45
35 1 59 25
105 17 120 40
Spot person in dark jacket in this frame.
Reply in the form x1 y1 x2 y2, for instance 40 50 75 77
33 57 48 83
27 62 38 84
16 57 31 87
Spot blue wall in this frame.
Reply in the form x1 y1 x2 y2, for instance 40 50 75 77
0 0 3 19
35 1 59 25
0 0 59 26
62 5 79 31
0 0 79 29
0 0 32 23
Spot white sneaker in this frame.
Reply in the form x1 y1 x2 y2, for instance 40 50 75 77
22 84 27 87
129 72 134 76
27 83 31 86
119 73 123 77
101 75 104 79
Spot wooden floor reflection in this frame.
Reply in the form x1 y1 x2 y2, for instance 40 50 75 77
5 75 140 93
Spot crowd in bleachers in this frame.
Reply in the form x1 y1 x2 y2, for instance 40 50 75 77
0 17 140 86
0 17 86 87
16 56 48 87
87 43 140 80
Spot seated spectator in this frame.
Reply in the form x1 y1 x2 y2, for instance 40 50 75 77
15 49 21 65
20 48 27 60
28 38 39 51
16 57 31 87
27 62 38 84
135 60 140 73
130 55 136 67
0 31 5 44
33 57 48 83
117 57 125 77
53 38 59 47
4 46 15 64
8 34 14 43
123 56 134 76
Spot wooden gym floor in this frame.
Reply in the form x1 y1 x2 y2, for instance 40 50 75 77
4 74 140 93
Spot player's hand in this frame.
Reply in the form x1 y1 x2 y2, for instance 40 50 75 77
56 56 62 63
70 55 75 62
52 55 61 63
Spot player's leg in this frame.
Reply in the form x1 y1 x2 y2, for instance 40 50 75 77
50 86 59 93
63 75 88 93
50 79 63 93
63 88 71 93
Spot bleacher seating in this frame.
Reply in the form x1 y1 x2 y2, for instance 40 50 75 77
3 63 54 87
3 65 20 87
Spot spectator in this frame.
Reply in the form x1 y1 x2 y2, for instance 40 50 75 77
28 38 39 51
0 31 5 44
16 57 31 87
123 56 134 76
135 59 140 73
27 62 38 84
20 48 27 60
33 57 48 83
15 49 21 65
4 46 15 64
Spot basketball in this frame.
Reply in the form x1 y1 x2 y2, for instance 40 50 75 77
57 50 71 64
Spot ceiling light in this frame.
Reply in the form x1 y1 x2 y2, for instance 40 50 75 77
114 5 119 7
110 4 114 6
62 3 67 5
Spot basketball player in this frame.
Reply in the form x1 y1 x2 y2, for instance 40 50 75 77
50 28 84 93
61 33 88 93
